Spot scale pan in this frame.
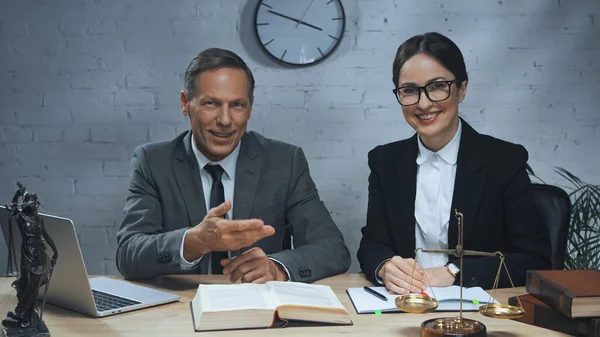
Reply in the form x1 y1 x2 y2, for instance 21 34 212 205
479 303 524 319
395 294 439 313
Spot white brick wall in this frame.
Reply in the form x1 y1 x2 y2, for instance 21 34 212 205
0 0 599 274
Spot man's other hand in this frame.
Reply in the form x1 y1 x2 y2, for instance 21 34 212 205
183 201 275 261
221 247 288 283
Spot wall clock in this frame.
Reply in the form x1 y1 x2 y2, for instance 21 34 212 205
254 0 346 67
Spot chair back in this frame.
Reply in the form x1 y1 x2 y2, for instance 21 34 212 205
531 183 571 270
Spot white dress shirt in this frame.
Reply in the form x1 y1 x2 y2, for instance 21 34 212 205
414 119 462 269
179 134 290 279
179 134 240 271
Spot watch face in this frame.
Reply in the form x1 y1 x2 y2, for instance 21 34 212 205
254 0 346 66
448 263 460 274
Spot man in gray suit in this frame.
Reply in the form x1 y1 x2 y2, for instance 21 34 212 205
116 48 351 283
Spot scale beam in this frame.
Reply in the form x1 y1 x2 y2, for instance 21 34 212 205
419 249 501 258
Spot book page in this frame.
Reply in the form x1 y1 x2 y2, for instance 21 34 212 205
346 287 400 313
424 286 497 304
464 287 498 304
199 284 277 312
266 281 345 310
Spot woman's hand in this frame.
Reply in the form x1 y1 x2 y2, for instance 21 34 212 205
378 256 427 295
423 266 455 287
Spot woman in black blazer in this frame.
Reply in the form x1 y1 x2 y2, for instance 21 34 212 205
357 32 551 294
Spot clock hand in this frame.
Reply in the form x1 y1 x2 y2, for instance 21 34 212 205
268 10 323 31
295 0 315 28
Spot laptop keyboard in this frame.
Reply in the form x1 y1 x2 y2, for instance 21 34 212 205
92 289 141 312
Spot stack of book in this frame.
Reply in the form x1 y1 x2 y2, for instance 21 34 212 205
508 270 600 337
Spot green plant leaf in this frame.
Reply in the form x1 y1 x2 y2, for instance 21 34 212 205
526 163 535 176
525 163 546 184
556 167 584 189
556 168 600 270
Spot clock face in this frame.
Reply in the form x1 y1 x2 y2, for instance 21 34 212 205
254 0 346 67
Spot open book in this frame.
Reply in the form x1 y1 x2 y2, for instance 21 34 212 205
191 282 352 331
347 285 498 314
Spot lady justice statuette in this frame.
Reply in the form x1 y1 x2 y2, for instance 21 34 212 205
2 182 58 337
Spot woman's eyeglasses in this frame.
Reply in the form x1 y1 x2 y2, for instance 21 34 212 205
392 79 458 106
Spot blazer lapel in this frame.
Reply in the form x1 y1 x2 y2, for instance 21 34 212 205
174 131 207 228
231 133 264 257
393 134 419 258
233 132 264 221
448 120 487 248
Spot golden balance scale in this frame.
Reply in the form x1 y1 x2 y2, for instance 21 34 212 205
395 210 525 337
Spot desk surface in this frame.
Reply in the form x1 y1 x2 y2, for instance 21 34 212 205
0 274 568 336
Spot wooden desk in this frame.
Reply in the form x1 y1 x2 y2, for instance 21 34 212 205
0 274 568 336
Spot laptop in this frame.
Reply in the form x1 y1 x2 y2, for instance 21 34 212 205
0 207 181 317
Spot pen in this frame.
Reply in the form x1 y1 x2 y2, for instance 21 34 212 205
363 286 388 302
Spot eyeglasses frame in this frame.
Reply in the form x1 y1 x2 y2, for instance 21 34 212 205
392 79 459 106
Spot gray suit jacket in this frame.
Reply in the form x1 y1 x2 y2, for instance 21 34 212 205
116 131 350 282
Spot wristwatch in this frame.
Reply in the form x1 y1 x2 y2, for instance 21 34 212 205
446 263 460 278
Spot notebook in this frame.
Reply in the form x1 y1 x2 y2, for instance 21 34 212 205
347 285 498 314
0 207 180 317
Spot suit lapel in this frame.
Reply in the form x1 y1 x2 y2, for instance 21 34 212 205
393 134 419 258
174 131 207 228
448 120 487 248
233 132 264 221
231 133 264 257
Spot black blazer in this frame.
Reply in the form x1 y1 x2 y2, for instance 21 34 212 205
357 120 551 288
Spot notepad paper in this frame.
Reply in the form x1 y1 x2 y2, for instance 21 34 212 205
346 286 498 314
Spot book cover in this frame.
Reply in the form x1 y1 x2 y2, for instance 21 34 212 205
526 270 600 318
509 294 600 337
